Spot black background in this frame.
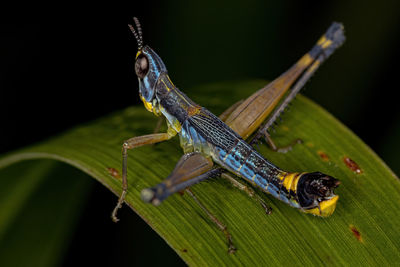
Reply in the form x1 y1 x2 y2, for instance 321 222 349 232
1 1 399 266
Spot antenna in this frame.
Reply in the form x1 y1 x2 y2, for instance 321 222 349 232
128 17 144 49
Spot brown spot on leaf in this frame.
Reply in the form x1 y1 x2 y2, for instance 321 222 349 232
182 248 188 253
350 225 363 242
317 151 330 162
343 157 363 174
107 167 121 180
281 125 289 131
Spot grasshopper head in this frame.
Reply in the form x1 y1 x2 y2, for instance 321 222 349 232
129 18 167 106
297 172 341 217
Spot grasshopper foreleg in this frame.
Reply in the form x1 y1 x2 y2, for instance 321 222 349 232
111 132 173 222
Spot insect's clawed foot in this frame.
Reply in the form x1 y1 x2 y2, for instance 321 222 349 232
224 229 237 254
111 213 120 223
259 199 273 215
228 243 237 254
111 190 127 223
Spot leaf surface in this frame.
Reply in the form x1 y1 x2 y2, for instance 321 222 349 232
0 80 399 266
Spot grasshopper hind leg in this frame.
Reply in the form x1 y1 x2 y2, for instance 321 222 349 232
250 23 345 152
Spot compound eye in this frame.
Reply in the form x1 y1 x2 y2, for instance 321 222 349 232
135 54 149 79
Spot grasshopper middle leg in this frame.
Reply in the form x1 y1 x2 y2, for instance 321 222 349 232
185 188 236 254
221 172 272 214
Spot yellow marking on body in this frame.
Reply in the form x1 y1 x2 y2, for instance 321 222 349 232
167 75 175 87
167 124 178 138
173 119 182 132
280 172 291 191
169 81 201 110
297 54 313 67
308 60 321 73
152 99 162 116
136 51 142 59
237 165 243 172
144 101 153 112
161 79 172 92
321 39 332 49
222 153 230 162
281 172 302 193
317 36 327 46
251 174 256 181
140 94 153 113
317 35 333 49
305 195 339 217
290 173 302 192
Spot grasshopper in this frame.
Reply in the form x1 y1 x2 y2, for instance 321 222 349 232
117 18 344 252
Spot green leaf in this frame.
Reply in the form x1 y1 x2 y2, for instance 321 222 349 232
0 160 92 267
1 80 399 265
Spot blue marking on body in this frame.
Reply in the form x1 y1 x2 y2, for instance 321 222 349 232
218 148 227 161
179 123 190 149
225 153 241 171
279 192 290 205
245 154 258 171
211 140 295 206
266 183 280 199
189 125 201 152
143 78 151 92
146 53 162 78
180 124 187 140
139 46 167 102
254 173 281 199
239 164 255 180
254 174 268 188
